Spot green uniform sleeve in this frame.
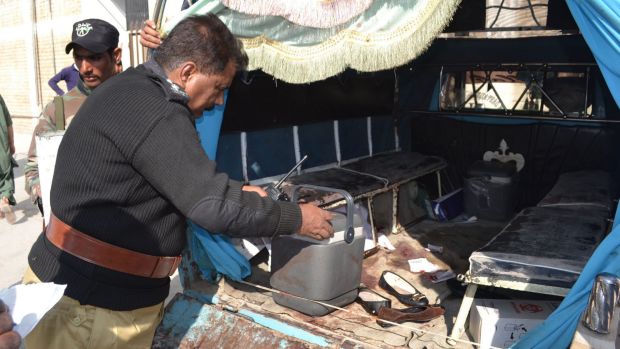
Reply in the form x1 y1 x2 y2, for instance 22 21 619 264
0 95 10 127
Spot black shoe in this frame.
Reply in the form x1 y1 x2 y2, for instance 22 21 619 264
356 287 391 315
379 271 429 307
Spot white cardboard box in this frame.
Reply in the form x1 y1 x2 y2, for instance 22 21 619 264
469 299 560 349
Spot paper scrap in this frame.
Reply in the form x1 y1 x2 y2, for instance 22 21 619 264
0 283 66 338
455 215 478 224
377 234 396 251
408 258 441 273
364 238 376 252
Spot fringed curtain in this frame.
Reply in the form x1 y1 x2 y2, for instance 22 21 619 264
163 0 461 84
221 0 374 28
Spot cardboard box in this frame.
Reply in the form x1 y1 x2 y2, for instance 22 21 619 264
469 299 560 349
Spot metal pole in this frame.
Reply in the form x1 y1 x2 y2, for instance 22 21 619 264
584 67 590 118
405 110 620 124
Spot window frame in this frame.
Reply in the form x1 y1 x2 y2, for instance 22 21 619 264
438 63 598 119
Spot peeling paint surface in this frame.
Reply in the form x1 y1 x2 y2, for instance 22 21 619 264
153 293 326 348
238 309 330 347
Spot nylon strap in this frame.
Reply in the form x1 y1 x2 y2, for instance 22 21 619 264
53 96 65 131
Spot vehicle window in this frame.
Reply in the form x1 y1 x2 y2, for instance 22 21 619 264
439 65 596 119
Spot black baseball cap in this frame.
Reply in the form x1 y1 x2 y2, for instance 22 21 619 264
65 18 119 54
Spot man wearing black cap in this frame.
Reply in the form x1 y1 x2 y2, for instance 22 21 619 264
24 18 122 210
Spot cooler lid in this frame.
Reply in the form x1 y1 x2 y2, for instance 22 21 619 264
467 160 517 178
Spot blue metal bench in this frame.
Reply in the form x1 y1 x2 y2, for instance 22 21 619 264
214 115 447 236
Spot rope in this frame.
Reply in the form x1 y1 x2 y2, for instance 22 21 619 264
236 279 500 349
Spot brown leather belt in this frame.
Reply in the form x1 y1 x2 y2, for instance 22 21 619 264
45 214 181 278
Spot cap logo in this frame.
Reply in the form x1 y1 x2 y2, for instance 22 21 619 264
75 22 93 37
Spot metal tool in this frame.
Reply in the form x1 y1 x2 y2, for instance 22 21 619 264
265 155 308 201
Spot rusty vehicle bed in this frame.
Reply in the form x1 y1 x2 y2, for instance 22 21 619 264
153 231 476 349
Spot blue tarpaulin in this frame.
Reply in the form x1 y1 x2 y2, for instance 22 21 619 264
186 91 252 283
511 2 620 347
567 0 620 108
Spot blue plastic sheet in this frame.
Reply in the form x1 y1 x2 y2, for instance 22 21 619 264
511 201 620 348
567 0 620 108
187 91 252 283
187 221 251 282
195 95 225 161
511 3 620 346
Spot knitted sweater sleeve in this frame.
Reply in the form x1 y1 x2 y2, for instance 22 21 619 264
48 69 66 95
131 109 301 238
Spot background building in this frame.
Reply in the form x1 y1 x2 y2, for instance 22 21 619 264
0 0 171 132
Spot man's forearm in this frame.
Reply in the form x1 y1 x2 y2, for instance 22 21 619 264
48 79 65 95
24 162 39 194
24 149 40 195
24 132 40 196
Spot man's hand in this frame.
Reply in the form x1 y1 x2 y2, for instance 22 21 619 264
30 184 41 203
139 20 162 49
242 185 268 197
0 300 21 349
298 204 334 240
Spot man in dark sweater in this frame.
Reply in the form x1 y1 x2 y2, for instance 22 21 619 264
24 14 334 348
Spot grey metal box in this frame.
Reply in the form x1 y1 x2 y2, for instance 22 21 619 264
270 212 365 316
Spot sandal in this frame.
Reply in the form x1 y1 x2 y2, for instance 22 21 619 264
377 305 445 327
356 287 391 315
0 198 15 225
379 271 429 307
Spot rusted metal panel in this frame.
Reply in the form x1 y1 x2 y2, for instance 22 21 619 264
153 293 332 349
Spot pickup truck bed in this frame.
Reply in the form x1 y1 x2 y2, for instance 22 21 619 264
153 231 472 348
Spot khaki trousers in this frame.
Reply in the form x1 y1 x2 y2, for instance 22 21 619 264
22 267 164 349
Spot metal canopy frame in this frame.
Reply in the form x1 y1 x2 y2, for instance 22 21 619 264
487 0 548 30
438 62 598 120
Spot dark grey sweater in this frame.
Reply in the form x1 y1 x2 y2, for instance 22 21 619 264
28 63 301 310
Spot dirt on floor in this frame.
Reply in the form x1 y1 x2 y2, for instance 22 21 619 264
406 218 565 302
405 218 507 275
